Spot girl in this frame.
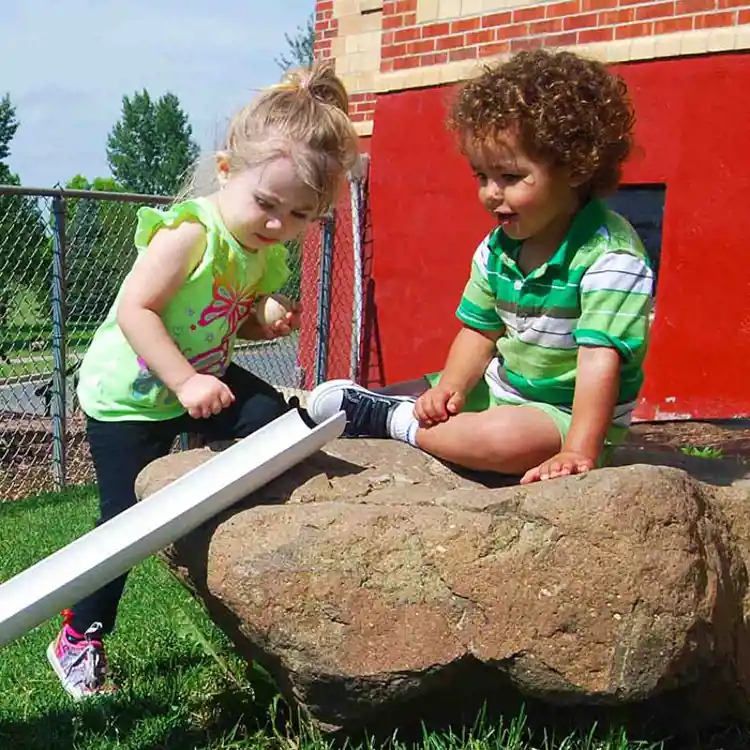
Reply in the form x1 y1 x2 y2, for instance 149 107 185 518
47 60 359 699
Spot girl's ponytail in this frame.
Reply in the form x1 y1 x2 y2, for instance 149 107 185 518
278 59 350 116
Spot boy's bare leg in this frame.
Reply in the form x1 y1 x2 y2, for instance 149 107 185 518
415 406 562 475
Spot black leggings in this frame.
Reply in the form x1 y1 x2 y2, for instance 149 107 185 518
70 364 295 635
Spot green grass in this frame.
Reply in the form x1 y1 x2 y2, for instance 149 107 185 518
0 354 55 380
679 445 725 459
0 352 86 380
2 323 98 349
0 330 283 381
5 286 48 328
0 487 279 749
0 488 728 750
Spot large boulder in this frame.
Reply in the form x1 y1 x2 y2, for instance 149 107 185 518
135 439 750 735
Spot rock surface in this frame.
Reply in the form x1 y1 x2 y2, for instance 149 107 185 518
135 439 750 734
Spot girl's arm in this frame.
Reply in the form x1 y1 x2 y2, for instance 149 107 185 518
236 315 267 341
116 220 207 393
236 299 302 341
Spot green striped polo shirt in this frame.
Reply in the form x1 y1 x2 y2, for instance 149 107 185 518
457 198 654 426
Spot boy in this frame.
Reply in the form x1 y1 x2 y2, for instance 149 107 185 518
308 50 654 483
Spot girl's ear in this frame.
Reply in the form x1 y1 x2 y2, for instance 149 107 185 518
215 152 231 187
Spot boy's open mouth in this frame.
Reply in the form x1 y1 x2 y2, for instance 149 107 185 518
497 213 518 226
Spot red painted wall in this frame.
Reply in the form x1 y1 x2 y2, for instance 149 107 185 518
361 51 750 420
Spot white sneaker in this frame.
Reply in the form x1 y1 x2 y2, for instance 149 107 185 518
307 379 414 438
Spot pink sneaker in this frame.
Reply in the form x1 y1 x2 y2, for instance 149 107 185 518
46 612 116 700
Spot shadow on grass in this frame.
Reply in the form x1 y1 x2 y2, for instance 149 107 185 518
310 658 750 750
0 660 283 750
3 656 750 750
330 693 750 750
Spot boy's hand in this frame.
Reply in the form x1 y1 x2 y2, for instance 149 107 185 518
414 385 465 427
259 301 302 340
520 450 595 484
175 373 235 419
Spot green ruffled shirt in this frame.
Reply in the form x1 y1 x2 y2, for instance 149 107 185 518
76 197 290 421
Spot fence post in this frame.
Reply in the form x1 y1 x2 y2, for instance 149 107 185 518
50 196 67 489
314 213 335 386
348 155 369 383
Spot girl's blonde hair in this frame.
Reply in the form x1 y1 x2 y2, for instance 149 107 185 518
208 59 359 215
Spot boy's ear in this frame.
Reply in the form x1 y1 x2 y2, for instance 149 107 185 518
215 152 231 186
568 168 590 189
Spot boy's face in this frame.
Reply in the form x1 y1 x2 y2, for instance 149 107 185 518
467 130 581 251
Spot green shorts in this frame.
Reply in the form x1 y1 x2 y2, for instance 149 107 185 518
424 371 628 466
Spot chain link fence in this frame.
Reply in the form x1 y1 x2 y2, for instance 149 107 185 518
1 169 367 501
297 161 369 391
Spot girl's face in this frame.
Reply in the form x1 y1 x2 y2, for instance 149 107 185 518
468 129 581 256
214 156 318 252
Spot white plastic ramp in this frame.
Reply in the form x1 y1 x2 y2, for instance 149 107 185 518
0 409 345 648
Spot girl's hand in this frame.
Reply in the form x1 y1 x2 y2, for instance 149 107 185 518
260 300 302 339
414 385 465 427
175 373 235 419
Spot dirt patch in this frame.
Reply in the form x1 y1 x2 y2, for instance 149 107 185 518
3 416 750 503
627 420 750 459
0 411 95 501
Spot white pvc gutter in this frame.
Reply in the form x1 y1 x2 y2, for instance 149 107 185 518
0 409 345 647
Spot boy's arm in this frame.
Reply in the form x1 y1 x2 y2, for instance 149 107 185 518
521 249 654 484
563 346 620 458
520 346 619 483
439 325 501 394
450 233 506 392
418 234 505 423
116 220 207 393
415 324 501 425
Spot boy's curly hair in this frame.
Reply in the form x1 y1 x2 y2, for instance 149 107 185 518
449 50 635 196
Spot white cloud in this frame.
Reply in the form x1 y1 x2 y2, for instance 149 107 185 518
1 0 314 186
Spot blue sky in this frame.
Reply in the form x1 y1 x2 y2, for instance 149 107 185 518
2 0 314 187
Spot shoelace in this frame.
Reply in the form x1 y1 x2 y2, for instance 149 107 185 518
343 390 392 438
83 645 104 689
63 621 107 689
62 642 102 689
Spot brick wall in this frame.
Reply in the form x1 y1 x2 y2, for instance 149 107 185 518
315 0 338 60
316 0 750 133
316 1 381 126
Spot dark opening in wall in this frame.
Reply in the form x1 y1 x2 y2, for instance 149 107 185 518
604 184 665 295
